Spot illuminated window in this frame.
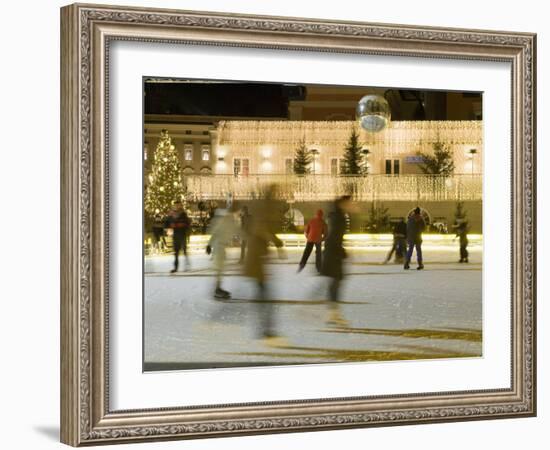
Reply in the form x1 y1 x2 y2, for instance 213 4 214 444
184 144 193 161
234 158 250 176
202 146 210 161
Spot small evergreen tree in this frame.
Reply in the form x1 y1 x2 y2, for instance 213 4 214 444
341 127 365 175
417 141 455 176
145 130 186 217
293 139 312 174
365 203 390 233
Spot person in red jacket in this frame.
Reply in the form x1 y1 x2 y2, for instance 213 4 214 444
298 209 328 273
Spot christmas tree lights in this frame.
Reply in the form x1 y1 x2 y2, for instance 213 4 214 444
145 130 186 217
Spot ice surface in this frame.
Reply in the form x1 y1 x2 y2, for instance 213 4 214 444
144 247 482 370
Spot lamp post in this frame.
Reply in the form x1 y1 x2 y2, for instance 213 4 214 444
310 148 320 175
469 148 477 176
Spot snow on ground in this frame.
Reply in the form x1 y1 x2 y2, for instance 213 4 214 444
144 246 482 370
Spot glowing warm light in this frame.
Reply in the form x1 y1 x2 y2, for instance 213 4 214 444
148 233 483 254
260 146 272 158
214 120 481 177
190 233 482 241
260 161 273 173
184 174 482 201
215 161 227 173
276 233 482 242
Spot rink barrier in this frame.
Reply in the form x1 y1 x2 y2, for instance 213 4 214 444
145 233 483 254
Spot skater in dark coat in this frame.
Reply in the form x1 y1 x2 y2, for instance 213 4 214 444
165 201 191 273
321 196 352 326
243 185 286 343
404 207 426 270
298 209 328 273
384 217 407 264
453 220 469 263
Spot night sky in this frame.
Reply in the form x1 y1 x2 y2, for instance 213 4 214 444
145 81 305 118
144 79 481 120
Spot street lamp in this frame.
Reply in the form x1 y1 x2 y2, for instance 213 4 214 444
310 148 320 174
469 148 477 176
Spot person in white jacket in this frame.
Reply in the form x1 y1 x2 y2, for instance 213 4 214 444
207 206 240 299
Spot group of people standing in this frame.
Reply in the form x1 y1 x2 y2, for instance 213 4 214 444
297 205 470 273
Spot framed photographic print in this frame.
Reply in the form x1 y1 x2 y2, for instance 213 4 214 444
60 3 536 446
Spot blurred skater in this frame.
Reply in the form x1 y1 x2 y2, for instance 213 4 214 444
298 209 328 273
384 217 407 264
238 205 252 263
151 213 167 253
243 185 286 343
207 206 240 299
321 196 352 326
404 207 425 270
453 219 469 263
165 200 191 273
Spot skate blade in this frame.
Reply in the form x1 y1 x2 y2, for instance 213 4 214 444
260 336 289 348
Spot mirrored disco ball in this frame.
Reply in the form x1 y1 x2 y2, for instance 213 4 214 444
356 95 391 132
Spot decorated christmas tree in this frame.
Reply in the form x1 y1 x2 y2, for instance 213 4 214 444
341 127 365 175
145 130 185 217
293 139 312 174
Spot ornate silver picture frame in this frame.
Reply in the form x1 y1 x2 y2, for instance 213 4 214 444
60 3 536 446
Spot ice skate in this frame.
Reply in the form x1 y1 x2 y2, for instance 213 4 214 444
326 310 349 328
214 288 231 300
260 335 289 348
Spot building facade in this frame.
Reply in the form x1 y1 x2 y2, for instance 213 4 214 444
212 120 482 177
144 119 484 232
144 120 217 176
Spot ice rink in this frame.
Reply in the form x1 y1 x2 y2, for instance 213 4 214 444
144 245 482 371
